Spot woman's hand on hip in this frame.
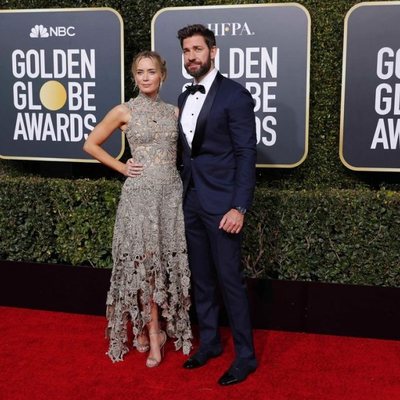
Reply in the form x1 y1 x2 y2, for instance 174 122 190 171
123 158 144 177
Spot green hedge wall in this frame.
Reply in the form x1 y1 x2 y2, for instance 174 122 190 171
1 0 400 287
1 176 400 287
244 188 400 287
0 177 119 267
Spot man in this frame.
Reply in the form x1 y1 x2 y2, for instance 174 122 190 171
177 24 257 386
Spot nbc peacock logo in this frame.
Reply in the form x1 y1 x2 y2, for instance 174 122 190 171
29 24 76 38
30 24 49 38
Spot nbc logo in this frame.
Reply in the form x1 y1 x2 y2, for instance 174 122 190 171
30 24 49 38
29 24 76 38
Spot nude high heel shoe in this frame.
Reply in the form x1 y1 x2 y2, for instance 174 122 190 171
146 330 167 368
134 332 150 353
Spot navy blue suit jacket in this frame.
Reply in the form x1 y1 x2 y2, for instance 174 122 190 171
178 72 257 215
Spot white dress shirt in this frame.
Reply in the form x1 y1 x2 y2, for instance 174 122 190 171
181 68 218 148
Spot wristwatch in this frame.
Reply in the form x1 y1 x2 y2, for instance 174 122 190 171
234 206 247 215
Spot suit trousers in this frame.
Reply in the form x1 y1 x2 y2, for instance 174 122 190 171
183 187 256 361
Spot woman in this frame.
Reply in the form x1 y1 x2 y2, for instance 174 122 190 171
83 51 192 367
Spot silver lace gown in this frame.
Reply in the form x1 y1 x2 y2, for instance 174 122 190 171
106 93 192 362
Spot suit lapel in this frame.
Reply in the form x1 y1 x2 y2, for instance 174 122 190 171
178 90 190 118
191 73 223 157
178 91 191 153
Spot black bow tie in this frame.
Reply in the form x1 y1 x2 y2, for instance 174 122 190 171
186 84 206 95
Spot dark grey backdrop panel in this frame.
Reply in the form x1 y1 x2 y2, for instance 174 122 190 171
341 3 400 171
0 9 124 162
152 5 309 168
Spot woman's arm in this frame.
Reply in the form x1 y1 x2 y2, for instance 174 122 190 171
83 104 143 177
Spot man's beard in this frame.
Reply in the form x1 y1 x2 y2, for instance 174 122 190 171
185 57 212 79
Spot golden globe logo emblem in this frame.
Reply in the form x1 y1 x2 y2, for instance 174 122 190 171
29 24 76 38
39 80 67 111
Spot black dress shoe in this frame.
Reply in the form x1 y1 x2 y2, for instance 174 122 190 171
183 350 222 369
218 362 257 386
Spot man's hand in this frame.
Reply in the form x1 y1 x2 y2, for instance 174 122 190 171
219 209 244 234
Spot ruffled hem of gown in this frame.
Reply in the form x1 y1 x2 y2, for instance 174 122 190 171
105 250 192 362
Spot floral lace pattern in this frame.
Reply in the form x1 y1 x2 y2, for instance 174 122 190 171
106 94 192 362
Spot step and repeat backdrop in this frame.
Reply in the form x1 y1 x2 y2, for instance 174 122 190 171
341 2 400 172
0 8 124 162
0 4 310 168
152 4 310 168
1 3 400 171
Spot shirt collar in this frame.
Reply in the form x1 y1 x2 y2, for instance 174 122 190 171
194 68 218 94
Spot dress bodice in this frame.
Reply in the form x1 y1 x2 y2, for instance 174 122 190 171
123 94 178 183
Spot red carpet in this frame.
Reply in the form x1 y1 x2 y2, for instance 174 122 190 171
1 306 400 400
